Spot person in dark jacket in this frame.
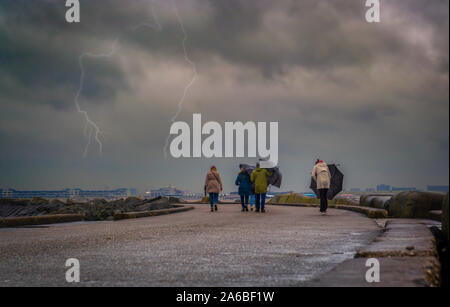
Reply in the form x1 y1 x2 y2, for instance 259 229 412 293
235 167 252 212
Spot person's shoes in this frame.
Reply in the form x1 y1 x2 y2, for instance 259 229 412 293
255 208 260 212
250 207 254 211
321 212 326 216
245 206 249 212
241 208 245 212
261 209 265 213
215 205 218 211
211 208 214 212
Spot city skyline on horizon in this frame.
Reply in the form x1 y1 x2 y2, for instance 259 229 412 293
2 183 449 195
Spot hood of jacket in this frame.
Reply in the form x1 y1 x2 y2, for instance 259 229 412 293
207 170 220 178
315 162 329 173
253 167 263 173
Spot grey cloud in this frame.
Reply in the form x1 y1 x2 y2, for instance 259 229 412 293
0 0 448 192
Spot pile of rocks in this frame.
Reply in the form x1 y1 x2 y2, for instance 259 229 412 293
360 194 394 210
268 193 357 206
0 197 66 217
386 191 444 219
0 196 183 221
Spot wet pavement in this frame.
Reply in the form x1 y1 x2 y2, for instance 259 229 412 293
0 204 381 286
308 219 441 287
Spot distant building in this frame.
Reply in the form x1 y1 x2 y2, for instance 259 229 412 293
427 185 449 193
365 188 375 192
182 192 204 199
303 193 317 198
0 188 134 199
392 187 417 192
148 185 184 197
146 186 207 199
376 184 391 192
270 191 294 195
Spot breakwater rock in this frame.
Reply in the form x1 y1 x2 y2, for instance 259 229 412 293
0 196 184 221
443 193 449 246
388 191 444 219
360 194 393 210
268 193 356 206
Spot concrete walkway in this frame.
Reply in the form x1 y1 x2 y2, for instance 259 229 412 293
0 204 381 286
308 219 440 286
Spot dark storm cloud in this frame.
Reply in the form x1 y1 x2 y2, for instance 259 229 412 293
181 0 444 77
0 0 162 110
1 0 446 103
0 0 448 191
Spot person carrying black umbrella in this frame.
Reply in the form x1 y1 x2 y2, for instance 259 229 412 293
311 159 331 215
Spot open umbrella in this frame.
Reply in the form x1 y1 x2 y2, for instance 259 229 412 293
310 164 344 200
239 163 283 188
266 166 282 188
239 163 255 176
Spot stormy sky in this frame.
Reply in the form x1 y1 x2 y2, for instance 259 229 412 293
0 0 448 193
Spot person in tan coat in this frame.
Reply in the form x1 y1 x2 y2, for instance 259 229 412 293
204 166 223 212
311 159 331 215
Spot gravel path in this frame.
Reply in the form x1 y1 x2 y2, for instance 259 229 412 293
0 204 381 286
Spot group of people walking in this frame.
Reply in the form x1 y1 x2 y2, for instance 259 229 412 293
235 163 273 213
204 163 273 213
204 159 331 215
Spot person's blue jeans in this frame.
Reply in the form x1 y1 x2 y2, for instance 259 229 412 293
240 194 249 209
209 193 219 208
250 194 255 207
255 193 266 211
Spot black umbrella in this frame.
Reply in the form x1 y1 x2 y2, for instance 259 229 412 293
266 166 282 188
239 163 282 189
310 164 344 200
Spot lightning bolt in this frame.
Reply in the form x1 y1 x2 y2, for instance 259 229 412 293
74 0 194 159
76 39 118 157
74 1 162 157
163 0 197 158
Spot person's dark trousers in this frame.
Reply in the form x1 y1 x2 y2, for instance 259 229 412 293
240 194 249 209
255 193 267 211
209 193 218 209
319 189 328 212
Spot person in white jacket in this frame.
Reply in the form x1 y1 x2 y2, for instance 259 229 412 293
311 159 331 215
